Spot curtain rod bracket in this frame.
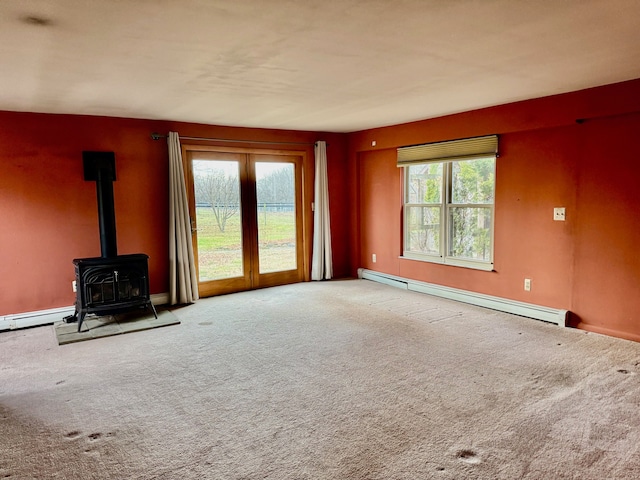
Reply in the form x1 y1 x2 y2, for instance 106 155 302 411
151 133 166 140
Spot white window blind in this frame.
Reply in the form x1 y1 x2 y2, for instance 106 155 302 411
397 135 498 166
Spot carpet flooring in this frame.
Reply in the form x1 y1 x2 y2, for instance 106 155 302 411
1 279 639 479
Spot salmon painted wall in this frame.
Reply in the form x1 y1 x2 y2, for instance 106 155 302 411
348 78 640 342
0 112 349 316
572 115 640 340
0 113 169 316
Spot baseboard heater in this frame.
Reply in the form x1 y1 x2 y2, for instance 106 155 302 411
0 293 169 332
358 268 568 327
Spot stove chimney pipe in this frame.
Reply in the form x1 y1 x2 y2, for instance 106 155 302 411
83 151 117 258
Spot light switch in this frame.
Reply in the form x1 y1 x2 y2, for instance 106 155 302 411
553 207 566 221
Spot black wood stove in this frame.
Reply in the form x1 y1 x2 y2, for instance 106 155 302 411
66 151 157 332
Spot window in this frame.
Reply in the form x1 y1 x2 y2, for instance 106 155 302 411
399 136 497 271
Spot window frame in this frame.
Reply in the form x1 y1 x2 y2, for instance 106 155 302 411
401 156 496 271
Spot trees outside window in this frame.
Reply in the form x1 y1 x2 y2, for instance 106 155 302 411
194 166 240 233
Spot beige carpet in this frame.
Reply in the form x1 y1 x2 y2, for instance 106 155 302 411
1 279 639 479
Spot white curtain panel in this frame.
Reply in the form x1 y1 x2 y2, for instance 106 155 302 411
311 141 333 280
168 132 199 304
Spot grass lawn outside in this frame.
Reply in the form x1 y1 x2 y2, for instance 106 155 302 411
196 206 296 280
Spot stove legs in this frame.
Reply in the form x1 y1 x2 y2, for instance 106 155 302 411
62 303 157 333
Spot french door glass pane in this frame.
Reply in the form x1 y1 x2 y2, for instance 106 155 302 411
406 206 440 255
449 207 492 260
255 162 296 273
192 159 243 280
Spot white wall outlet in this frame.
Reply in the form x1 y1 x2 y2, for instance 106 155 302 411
371 140 377 147
524 278 531 291
72 280 77 293
553 207 566 221
372 253 377 263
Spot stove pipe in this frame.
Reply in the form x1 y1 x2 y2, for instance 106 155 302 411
83 151 117 258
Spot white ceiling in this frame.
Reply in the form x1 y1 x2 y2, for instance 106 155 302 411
1 0 640 133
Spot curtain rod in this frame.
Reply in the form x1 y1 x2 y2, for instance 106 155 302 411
151 133 319 146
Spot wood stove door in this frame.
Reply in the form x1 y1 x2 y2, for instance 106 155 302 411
184 147 306 297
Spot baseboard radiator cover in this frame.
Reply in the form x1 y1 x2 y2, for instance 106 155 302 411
357 268 568 327
0 293 170 332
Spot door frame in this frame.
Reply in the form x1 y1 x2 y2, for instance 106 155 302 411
182 144 311 297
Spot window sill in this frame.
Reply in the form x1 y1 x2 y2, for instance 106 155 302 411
400 254 494 272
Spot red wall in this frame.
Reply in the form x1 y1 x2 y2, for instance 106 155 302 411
348 79 640 342
572 116 640 339
0 112 349 316
0 113 169 315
